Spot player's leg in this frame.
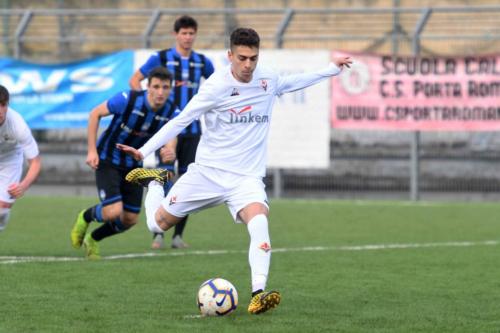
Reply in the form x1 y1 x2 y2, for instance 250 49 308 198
126 167 183 233
241 204 280 314
83 169 143 259
171 136 199 248
71 202 105 248
0 204 11 232
71 161 120 249
150 148 176 249
151 178 174 250
226 177 280 314
127 164 222 235
0 163 20 232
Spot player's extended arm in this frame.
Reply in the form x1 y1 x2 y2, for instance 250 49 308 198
7 155 41 199
86 102 110 170
129 70 145 91
277 56 352 94
120 89 217 162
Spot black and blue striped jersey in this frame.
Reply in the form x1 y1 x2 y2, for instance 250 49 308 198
96 90 179 169
139 47 214 137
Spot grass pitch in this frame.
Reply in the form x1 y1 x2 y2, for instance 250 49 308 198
0 196 499 333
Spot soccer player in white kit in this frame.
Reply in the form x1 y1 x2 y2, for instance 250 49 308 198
0 85 41 232
118 28 352 314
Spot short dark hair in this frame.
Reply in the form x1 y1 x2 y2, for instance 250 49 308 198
147 66 173 85
174 15 198 33
0 85 9 105
230 28 260 49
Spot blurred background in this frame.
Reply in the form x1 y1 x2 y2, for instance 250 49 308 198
1 0 499 201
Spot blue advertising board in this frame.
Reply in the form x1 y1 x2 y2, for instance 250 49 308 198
0 50 134 129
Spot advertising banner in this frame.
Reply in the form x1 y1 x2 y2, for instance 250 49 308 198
0 50 134 128
331 52 500 131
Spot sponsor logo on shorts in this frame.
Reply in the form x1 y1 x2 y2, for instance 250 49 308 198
99 189 106 200
169 195 177 206
259 242 271 253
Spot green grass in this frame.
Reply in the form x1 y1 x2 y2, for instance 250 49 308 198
1 196 500 333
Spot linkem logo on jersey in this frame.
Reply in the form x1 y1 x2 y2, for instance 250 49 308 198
228 106 269 124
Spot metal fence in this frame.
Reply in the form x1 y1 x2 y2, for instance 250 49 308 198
1 6 499 60
1 5 500 200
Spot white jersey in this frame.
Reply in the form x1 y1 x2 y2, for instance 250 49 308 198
139 62 341 178
0 108 39 167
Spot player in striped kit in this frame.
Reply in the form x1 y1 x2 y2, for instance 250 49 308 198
119 28 352 314
70 67 178 259
130 15 215 250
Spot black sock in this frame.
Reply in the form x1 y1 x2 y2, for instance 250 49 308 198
173 216 188 238
252 289 263 297
91 223 117 241
83 205 100 223
91 219 129 241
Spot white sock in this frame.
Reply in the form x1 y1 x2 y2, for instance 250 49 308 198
247 214 271 293
0 208 11 232
144 181 165 234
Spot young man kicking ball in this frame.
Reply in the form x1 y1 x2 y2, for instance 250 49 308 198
118 28 352 314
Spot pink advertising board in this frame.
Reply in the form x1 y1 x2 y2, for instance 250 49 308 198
331 51 500 131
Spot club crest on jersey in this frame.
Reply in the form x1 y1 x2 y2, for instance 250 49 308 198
99 189 106 200
230 88 240 96
261 80 268 91
259 242 271 253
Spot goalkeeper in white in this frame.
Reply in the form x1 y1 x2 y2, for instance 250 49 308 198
118 27 352 314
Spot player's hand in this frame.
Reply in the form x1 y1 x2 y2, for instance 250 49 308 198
86 150 100 170
334 56 352 69
159 146 176 164
116 143 144 161
7 182 27 199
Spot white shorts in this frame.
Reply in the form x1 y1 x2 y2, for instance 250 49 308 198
0 162 22 203
161 163 268 223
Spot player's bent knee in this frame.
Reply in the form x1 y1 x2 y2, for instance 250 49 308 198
147 219 164 234
121 213 139 227
154 208 182 232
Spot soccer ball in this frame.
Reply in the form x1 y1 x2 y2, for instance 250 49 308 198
197 278 238 316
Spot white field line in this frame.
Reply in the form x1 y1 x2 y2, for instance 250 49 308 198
0 240 498 265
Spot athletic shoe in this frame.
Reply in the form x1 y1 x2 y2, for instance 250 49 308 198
151 233 165 250
247 290 281 314
71 210 89 249
125 168 171 187
171 235 188 249
83 234 101 260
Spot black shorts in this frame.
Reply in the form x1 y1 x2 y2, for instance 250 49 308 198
158 135 200 175
95 160 143 213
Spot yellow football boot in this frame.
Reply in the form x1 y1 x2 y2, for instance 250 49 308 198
125 168 171 187
70 210 89 249
247 290 281 314
83 233 101 260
